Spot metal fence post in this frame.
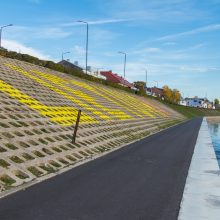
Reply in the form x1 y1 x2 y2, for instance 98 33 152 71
72 109 81 143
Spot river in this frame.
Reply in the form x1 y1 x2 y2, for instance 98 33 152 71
208 123 220 168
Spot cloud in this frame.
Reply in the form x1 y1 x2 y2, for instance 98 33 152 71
163 42 177 46
2 39 51 60
131 47 161 55
5 26 72 40
34 27 72 39
71 45 85 56
155 24 220 41
61 18 133 27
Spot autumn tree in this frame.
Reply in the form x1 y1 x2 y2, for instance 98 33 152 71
163 86 181 103
172 89 181 103
163 85 172 102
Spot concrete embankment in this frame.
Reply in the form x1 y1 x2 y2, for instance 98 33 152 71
178 118 220 220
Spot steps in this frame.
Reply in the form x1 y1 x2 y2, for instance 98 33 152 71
0 56 184 192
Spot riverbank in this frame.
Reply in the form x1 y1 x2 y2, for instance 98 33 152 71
206 116 220 124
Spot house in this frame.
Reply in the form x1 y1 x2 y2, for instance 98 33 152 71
58 60 83 71
58 60 106 80
179 98 187 106
146 87 164 98
100 70 133 88
185 97 213 109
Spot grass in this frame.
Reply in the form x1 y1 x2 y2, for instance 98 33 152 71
50 160 62 168
39 164 56 173
5 143 18 150
0 175 16 185
158 120 182 130
0 159 10 168
27 166 43 177
0 147 7 152
10 156 24 164
52 147 62 153
0 122 9 128
38 138 48 145
160 101 220 119
66 155 77 162
15 172 29 180
22 153 35 160
33 151 45 158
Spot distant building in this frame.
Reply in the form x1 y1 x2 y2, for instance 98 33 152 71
179 98 187 106
74 61 79 66
100 70 133 88
146 87 164 98
184 97 213 109
58 60 83 71
58 60 106 80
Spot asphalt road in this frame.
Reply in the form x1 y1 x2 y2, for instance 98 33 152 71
0 117 202 220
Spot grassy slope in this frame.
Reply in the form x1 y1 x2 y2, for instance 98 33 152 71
162 102 220 119
1 49 219 119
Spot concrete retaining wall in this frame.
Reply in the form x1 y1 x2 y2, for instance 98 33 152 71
178 118 220 220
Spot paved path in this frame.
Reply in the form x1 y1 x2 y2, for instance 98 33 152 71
0 118 202 220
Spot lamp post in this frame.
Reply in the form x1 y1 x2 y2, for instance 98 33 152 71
77 20 88 74
62 51 70 61
145 69 148 89
118 51 126 86
0 24 13 48
95 67 103 76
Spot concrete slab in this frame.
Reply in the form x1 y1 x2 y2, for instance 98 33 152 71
178 118 220 220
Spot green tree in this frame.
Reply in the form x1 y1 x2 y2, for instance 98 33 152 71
134 81 146 95
214 98 219 109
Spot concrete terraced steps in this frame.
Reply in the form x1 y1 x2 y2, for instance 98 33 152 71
0 56 184 193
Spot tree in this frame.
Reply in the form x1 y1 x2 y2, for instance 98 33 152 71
214 98 219 109
163 85 172 102
163 86 181 103
134 81 146 95
172 89 181 103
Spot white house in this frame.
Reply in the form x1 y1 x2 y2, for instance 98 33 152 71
185 97 213 109
179 98 187 106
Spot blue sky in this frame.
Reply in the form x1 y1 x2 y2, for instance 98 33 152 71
1 0 220 100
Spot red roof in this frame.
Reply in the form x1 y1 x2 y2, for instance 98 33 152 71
147 87 163 97
100 71 133 88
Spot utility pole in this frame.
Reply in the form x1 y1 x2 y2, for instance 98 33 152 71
77 20 89 74
118 51 126 86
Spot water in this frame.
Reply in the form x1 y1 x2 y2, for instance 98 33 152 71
208 123 220 168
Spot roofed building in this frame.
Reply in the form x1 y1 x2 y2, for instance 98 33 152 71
100 70 133 88
58 60 83 71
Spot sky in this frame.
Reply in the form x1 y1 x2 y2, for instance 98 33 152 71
0 0 220 100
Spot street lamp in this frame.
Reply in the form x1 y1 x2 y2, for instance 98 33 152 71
0 24 13 48
62 51 70 61
95 67 103 75
118 51 126 86
77 20 88 74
